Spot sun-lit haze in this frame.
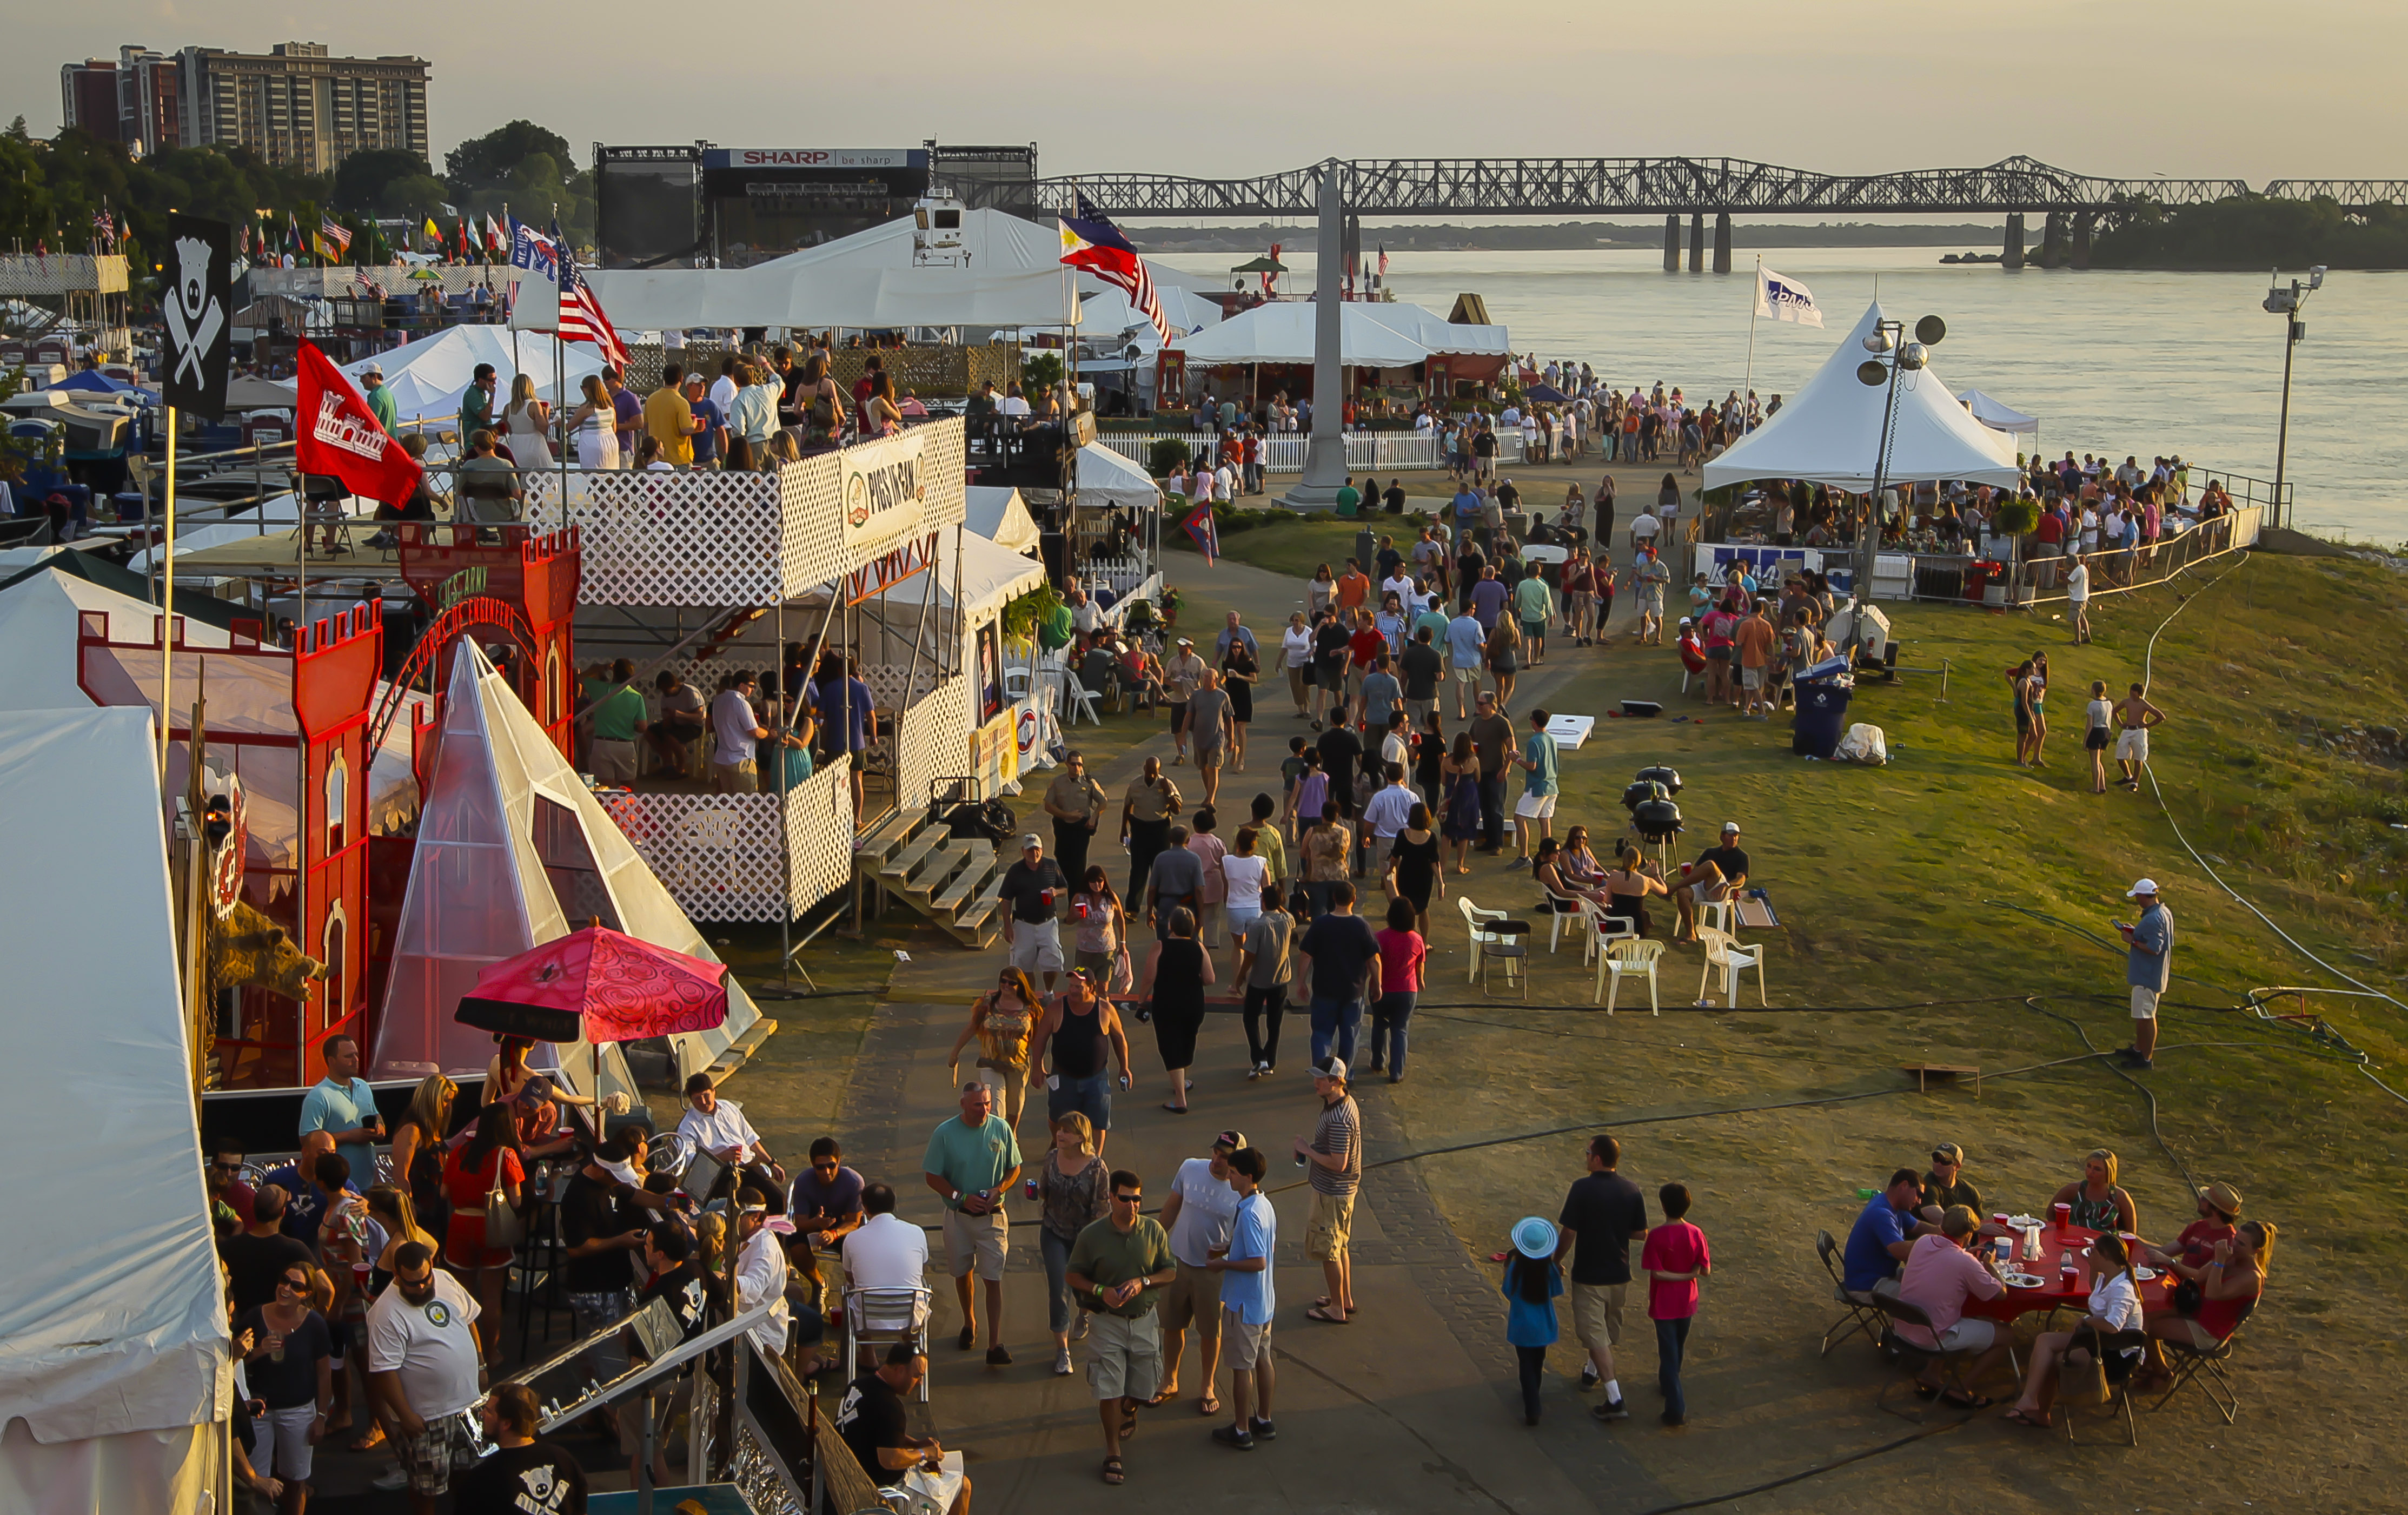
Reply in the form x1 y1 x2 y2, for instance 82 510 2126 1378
13 0 2408 178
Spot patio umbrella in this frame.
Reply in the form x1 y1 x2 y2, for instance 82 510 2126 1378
456 925 729 1044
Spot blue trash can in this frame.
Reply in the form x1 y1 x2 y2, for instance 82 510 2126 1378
1792 681 1851 758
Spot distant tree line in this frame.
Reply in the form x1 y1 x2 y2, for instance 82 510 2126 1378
2093 194 2408 270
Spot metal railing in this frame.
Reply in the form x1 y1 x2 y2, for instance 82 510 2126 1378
1094 429 1527 474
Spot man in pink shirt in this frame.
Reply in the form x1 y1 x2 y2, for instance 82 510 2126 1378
1893 1206 2011 1405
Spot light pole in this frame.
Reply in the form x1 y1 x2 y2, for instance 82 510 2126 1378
2261 266 2323 531
1848 313 1946 660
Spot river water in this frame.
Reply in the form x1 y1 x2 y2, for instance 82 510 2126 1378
1150 246 2403 544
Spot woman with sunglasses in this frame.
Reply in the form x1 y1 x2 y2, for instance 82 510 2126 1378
234 1262 334 1513
946 968 1040 1130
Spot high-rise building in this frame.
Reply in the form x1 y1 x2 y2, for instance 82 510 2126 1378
58 46 184 155
179 43 430 173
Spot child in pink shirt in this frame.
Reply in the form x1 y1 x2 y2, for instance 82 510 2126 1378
1642 1181 1712 1426
1368 898 1426 1083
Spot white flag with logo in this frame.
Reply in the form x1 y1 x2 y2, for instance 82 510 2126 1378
1754 266 1824 328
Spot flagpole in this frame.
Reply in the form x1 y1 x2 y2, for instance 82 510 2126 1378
1742 255 1760 437
160 405 177 777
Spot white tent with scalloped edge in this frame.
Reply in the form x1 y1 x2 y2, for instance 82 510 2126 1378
1703 301 2022 492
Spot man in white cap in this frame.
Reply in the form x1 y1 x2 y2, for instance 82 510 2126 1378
361 361 397 433
998 833 1069 992
1675 823 1749 940
2115 879 2173 1070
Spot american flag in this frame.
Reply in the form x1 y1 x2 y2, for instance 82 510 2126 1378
319 217 352 256
550 219 628 371
1058 194 1172 345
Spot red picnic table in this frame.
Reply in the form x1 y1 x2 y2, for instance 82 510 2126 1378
1962 1219 2179 1325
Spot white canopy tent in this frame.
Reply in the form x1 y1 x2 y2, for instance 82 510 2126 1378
585 208 1078 333
0 564 232 712
341 325 608 425
1703 302 2022 493
965 486 1042 553
372 640 765 1088
1073 275 1225 353
1172 300 1435 368
1359 302 1513 356
1077 442 1162 514
1957 388 2040 436
0 705 230 1515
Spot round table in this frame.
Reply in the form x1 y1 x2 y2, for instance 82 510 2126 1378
1962 1220 2178 1324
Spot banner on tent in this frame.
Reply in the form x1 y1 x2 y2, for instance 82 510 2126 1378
845 529 940 605
842 431 930 557
972 711 1018 795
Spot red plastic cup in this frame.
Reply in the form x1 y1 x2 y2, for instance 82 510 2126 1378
2051 1202 2073 1228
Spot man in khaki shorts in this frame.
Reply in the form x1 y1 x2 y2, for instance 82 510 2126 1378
1156 1129 1246 1413
1208 1147 1279 1449
1293 1057 1361 1324
2113 683 2166 791
1554 1134 1650 1421
1066 1169 1176 1485
921 1082 1021 1366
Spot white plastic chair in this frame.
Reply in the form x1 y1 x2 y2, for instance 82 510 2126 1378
1583 900 1637 965
1697 896 1734 936
1457 897 1520 984
1061 670 1104 728
1696 926 1766 1008
1542 884 1591 953
844 1286 934 1401
1594 937 1664 1014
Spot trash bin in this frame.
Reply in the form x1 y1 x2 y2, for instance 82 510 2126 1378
1792 680 1852 758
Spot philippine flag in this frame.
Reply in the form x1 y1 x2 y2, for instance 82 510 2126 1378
1755 266 1824 328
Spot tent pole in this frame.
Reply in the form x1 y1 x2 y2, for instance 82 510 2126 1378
1742 255 1760 436
774 593 795 993
160 403 177 778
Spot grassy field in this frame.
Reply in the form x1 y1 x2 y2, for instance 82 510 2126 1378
731 541 2408 1503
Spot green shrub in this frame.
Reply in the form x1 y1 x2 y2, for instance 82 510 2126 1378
1021 350 1064 392
1146 438 1192 477
1991 497 2040 537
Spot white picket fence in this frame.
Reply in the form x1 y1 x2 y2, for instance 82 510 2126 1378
1095 430 1526 475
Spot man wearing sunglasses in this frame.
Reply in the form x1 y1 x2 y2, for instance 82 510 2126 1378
1065 1171 1176 1486
207 1144 256 1233
366 1242 486 1513
791 1136 867 1299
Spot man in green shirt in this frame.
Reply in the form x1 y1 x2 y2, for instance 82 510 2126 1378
921 1082 1021 1365
361 362 398 432
1066 1169 1176 1484
1513 570 1556 665
1333 475 1362 518
1511 706 1561 864
586 658 649 785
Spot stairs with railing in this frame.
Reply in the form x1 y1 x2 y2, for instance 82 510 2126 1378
852 806 1009 949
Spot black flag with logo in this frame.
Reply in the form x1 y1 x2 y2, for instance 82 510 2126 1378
162 212 234 420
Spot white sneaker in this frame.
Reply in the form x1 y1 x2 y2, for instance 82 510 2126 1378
372 1466 410 1491
1053 1347 1073 1375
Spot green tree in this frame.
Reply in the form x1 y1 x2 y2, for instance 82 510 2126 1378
333 147 435 215
443 120 573 198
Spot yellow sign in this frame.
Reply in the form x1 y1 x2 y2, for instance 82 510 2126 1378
972 712 1017 791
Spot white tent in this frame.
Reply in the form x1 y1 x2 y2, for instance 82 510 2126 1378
0 705 230 1515
1172 300 1435 368
1359 301 1512 356
0 564 232 715
342 325 608 425
128 493 380 575
373 640 766 1088
1078 442 1162 513
1074 274 1225 352
965 486 1042 553
586 209 1077 332
1957 388 2040 436
1703 302 2022 492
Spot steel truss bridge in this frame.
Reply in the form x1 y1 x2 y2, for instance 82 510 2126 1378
951 155 2403 219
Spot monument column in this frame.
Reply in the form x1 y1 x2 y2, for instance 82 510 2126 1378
1282 160 1350 512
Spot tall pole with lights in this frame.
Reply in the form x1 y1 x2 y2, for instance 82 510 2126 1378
2261 266 2323 531
1848 313 1947 660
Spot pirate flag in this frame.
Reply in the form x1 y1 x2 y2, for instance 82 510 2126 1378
162 213 234 420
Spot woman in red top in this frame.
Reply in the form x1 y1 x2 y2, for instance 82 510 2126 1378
2140 1219 2273 1387
441 1103 526 1357
1368 898 1427 1084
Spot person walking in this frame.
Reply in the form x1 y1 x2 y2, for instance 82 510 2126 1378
1296 881 1382 1068
1468 693 1515 856
2115 878 2174 1071
1556 1135 1648 1419
1235 896 1294 1079
1032 1113 1111 1377
2084 680 2117 795
1155 1130 1248 1415
1034 974 1132 1157
1295 1057 1362 1325
1043 752 1110 885
946 968 1040 1133
2113 683 2167 791
1136 907 1215 1114
1065 1170 1177 1486
1502 1218 1565 1426
1122 758 1183 904
1642 1183 1712 1427
1366 899 1425 1082
922 1082 1023 1366
1207 1147 1278 1450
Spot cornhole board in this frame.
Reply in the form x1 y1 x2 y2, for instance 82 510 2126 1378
1735 887 1778 930
1543 713 1596 750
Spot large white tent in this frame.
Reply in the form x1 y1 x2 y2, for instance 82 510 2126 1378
0 705 230 1515
1703 302 2022 492
1359 302 1513 356
341 325 608 426
1172 300 1435 368
1077 441 1162 514
585 209 1077 333
965 486 1042 553
1957 388 2040 436
373 640 765 1088
0 564 232 713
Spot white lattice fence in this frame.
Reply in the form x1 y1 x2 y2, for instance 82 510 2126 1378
894 673 972 813
594 759 852 922
526 467 784 605
784 760 856 913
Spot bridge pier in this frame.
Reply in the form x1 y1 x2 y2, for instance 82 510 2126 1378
1712 211 1732 273
2072 211 2094 269
2039 210 2066 269
1688 213 1703 272
1663 215 1680 272
2002 213 2025 269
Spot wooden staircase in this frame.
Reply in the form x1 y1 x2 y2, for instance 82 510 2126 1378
854 807 1010 949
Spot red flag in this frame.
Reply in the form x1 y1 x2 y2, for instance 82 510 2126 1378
295 340 423 508
1180 499 1219 565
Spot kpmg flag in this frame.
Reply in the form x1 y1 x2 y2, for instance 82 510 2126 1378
508 217 562 332
161 212 234 421
1181 500 1219 565
1754 266 1824 328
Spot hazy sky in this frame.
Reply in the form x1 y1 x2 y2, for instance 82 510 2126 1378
17 1 2406 186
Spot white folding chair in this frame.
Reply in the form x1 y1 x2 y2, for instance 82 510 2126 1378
1457 897 1516 983
1696 926 1766 1008
844 1286 934 1401
1594 937 1664 1014
1062 670 1104 728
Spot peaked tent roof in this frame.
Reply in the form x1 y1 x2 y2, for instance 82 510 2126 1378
0 706 229 1444
0 563 234 716
1957 388 2040 435
1359 302 1511 356
339 324 608 425
965 486 1042 553
0 545 253 632
1077 441 1162 513
372 640 764 1088
1703 301 2022 492
1172 300 1432 368
587 208 1077 332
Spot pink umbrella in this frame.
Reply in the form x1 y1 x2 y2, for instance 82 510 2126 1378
456 925 729 1044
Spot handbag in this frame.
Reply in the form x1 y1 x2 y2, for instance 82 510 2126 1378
480 1155 526 1251
2171 1279 2204 1317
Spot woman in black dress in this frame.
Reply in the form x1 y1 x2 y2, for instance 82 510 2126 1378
1412 711 1447 805
1601 845 1670 938
1440 733 1483 875
1137 905 1215 1113
1220 637 1258 772
1383 803 1443 937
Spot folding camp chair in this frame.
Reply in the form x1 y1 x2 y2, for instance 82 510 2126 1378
2148 1321 2246 1426
844 1286 934 1402
2062 1326 2153 1447
1870 1294 1981 1421
1816 1228 1883 1357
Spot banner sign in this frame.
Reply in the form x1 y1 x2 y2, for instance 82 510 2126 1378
840 430 929 555
705 148 927 170
162 212 234 420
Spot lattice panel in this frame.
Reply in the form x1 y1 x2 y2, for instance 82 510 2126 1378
895 673 972 813
525 467 783 606
774 420 968 600
784 758 855 912
594 759 852 923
